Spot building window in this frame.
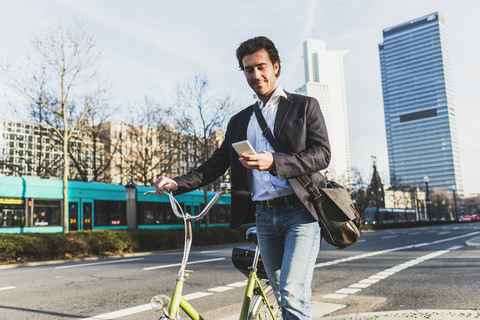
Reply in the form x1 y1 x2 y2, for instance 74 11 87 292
399 108 437 123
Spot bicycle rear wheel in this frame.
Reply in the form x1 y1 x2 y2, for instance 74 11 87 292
247 283 282 319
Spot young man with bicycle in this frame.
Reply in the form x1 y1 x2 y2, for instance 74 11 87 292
155 36 331 319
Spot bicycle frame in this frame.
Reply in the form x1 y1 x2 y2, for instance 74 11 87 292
144 184 278 320
239 247 277 319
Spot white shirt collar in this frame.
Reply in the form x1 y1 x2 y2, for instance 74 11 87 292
257 85 287 109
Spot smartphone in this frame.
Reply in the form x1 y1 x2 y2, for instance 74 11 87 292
232 140 256 156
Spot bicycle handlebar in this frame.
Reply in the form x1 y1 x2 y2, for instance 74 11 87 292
143 182 232 221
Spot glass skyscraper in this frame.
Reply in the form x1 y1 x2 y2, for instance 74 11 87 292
379 12 463 195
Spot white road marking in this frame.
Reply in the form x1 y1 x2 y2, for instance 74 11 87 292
438 231 450 235
54 258 145 269
198 249 231 254
0 286 15 291
336 288 361 294
184 291 213 300
82 303 151 319
208 286 234 292
142 257 225 271
369 274 390 280
227 281 248 287
323 245 461 300
323 293 348 299
382 235 398 239
349 283 372 289
359 279 379 284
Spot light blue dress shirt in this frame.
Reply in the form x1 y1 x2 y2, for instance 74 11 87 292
246 85 295 201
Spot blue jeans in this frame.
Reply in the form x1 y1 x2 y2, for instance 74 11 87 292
255 201 320 320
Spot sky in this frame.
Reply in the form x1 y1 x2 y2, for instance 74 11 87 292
0 0 479 195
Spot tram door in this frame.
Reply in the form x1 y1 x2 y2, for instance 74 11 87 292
184 203 201 227
69 202 79 231
81 199 93 230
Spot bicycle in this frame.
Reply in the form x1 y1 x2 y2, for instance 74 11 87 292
143 182 281 320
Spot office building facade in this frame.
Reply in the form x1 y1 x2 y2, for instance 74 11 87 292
379 12 463 194
296 39 352 186
0 119 225 188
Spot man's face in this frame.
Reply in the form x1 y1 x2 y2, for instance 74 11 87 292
242 48 279 102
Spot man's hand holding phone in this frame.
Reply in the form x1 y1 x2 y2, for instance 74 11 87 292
233 140 275 171
239 152 275 171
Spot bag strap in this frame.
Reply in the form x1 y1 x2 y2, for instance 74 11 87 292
253 103 282 151
253 104 322 201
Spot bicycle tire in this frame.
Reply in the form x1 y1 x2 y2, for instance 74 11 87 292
247 283 282 319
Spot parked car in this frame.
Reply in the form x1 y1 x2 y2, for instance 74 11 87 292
458 215 472 222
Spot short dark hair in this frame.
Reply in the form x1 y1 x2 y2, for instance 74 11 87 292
236 36 281 77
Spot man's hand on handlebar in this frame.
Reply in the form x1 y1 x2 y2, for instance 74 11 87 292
154 177 178 195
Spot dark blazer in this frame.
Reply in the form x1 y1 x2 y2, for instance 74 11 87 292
174 90 331 228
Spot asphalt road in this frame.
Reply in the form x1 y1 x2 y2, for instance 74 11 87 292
1 221 479 319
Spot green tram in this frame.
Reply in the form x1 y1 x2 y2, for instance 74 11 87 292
0 176 231 233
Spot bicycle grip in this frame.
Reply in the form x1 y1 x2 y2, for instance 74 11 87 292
231 190 252 198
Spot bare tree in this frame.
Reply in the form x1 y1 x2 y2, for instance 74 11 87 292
69 108 117 182
2 22 108 233
430 188 452 221
118 98 178 186
29 102 64 178
350 168 370 219
174 75 235 171
173 75 238 226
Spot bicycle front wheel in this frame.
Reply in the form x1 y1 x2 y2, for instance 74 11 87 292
247 283 282 319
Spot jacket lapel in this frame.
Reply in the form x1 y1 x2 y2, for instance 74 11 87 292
274 90 293 138
236 105 254 141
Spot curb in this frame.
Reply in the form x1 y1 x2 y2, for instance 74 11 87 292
0 250 166 270
319 309 480 319
465 236 480 247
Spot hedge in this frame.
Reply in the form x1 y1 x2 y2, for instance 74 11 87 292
0 226 251 265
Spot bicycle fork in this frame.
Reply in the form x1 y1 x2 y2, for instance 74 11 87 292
151 277 204 320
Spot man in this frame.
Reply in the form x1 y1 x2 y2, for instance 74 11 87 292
155 36 330 319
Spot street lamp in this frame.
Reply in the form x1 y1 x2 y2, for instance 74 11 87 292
452 185 458 221
424 176 430 221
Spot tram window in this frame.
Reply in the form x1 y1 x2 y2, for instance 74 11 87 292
209 205 229 223
138 202 162 225
164 202 184 225
0 209 25 227
0 198 25 227
33 200 61 226
137 202 179 225
94 200 126 226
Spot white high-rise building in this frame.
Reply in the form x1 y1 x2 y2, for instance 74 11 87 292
296 39 352 186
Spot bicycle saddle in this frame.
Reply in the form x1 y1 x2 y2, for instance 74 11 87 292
246 227 258 244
